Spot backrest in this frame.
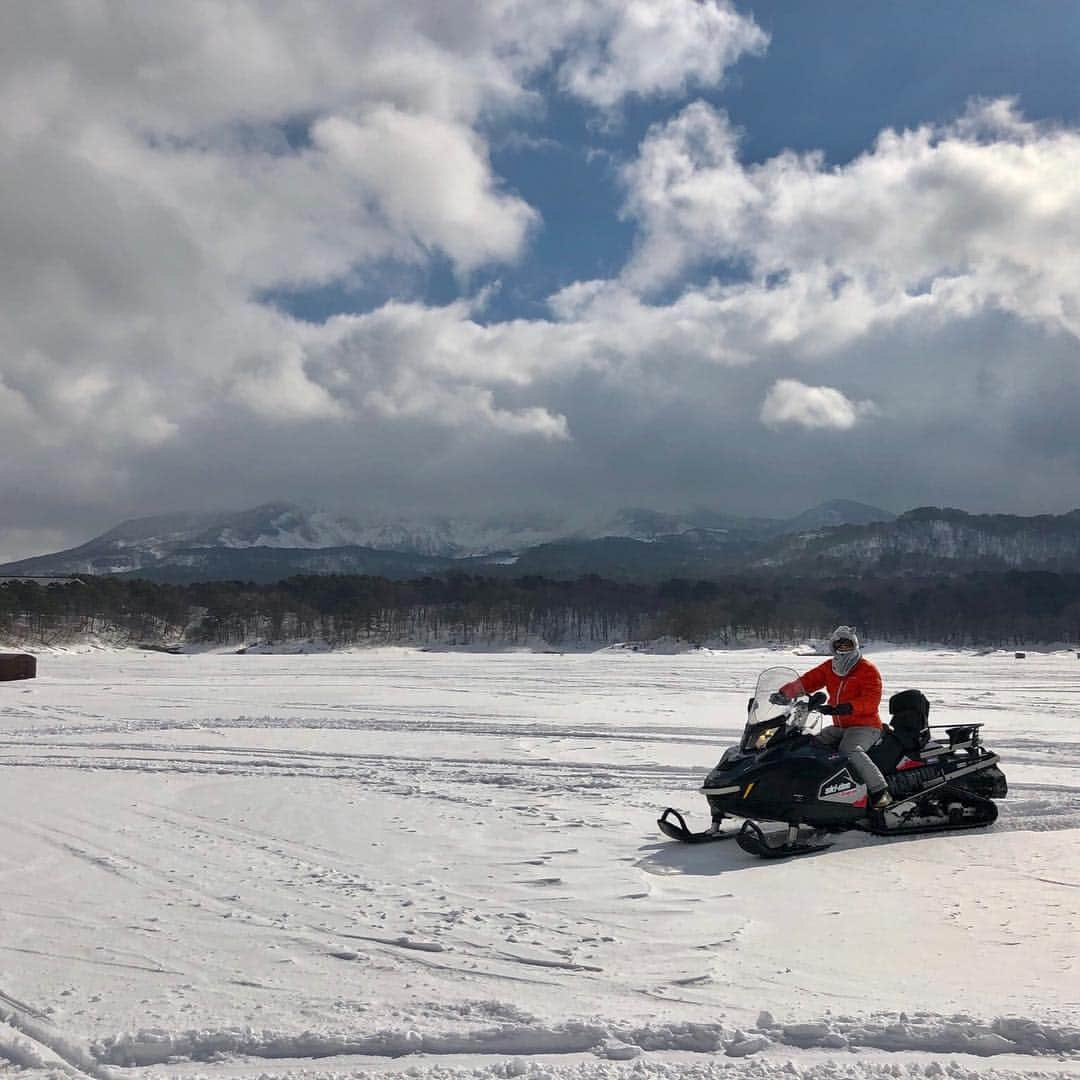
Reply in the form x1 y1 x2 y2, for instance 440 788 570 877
888 689 930 757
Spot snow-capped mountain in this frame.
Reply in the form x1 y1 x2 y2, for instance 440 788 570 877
0 499 897 582
174 503 582 557
760 506 1080 572
0 503 586 576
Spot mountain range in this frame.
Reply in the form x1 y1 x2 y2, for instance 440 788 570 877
3 500 1079 584
0 500 890 582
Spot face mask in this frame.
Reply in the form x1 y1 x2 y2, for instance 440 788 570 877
832 647 860 676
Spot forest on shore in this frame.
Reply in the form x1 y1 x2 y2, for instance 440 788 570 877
2 569 1079 650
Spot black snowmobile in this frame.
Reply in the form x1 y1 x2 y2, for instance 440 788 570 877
658 665 1007 859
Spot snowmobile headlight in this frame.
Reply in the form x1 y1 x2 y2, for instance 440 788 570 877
753 726 778 749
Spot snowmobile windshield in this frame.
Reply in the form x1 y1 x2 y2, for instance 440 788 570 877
748 666 804 727
740 667 805 753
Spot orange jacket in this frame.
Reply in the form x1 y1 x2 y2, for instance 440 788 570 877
783 657 882 729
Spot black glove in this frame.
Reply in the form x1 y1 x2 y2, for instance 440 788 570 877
819 702 853 717
768 691 790 706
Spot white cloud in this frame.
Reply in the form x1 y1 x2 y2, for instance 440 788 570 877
365 382 569 440
556 0 767 108
312 109 537 274
620 98 1080 342
303 301 574 437
0 4 523 137
760 380 878 431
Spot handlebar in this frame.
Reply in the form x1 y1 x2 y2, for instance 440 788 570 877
781 691 828 734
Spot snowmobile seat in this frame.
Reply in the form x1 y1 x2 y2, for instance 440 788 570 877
868 728 906 775
887 689 931 758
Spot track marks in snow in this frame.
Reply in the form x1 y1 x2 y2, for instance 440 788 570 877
0 1002 109 1079
10 1010 1078 1071
15 797 611 997
1 713 737 746
0 989 51 1024
0 740 699 809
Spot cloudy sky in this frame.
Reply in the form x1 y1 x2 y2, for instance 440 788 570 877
3 1 1080 560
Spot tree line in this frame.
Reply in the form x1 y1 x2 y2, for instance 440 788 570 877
1 570 1079 648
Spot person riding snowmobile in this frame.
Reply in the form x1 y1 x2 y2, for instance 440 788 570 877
772 626 893 810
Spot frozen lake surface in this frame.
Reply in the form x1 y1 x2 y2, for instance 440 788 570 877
0 646 1077 1079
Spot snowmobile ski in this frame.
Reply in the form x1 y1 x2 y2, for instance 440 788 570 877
657 807 735 844
734 820 832 859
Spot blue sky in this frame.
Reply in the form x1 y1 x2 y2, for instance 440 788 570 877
2 1 1080 559
274 1 1080 324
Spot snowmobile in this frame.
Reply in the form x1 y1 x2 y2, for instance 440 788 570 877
658 665 1007 859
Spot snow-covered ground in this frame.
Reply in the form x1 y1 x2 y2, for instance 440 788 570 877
0 646 1077 1080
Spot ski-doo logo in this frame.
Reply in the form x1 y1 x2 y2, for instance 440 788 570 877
820 769 857 798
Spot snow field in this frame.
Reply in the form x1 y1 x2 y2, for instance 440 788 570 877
0 647 1076 1079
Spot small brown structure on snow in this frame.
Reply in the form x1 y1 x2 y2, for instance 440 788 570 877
0 653 36 680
